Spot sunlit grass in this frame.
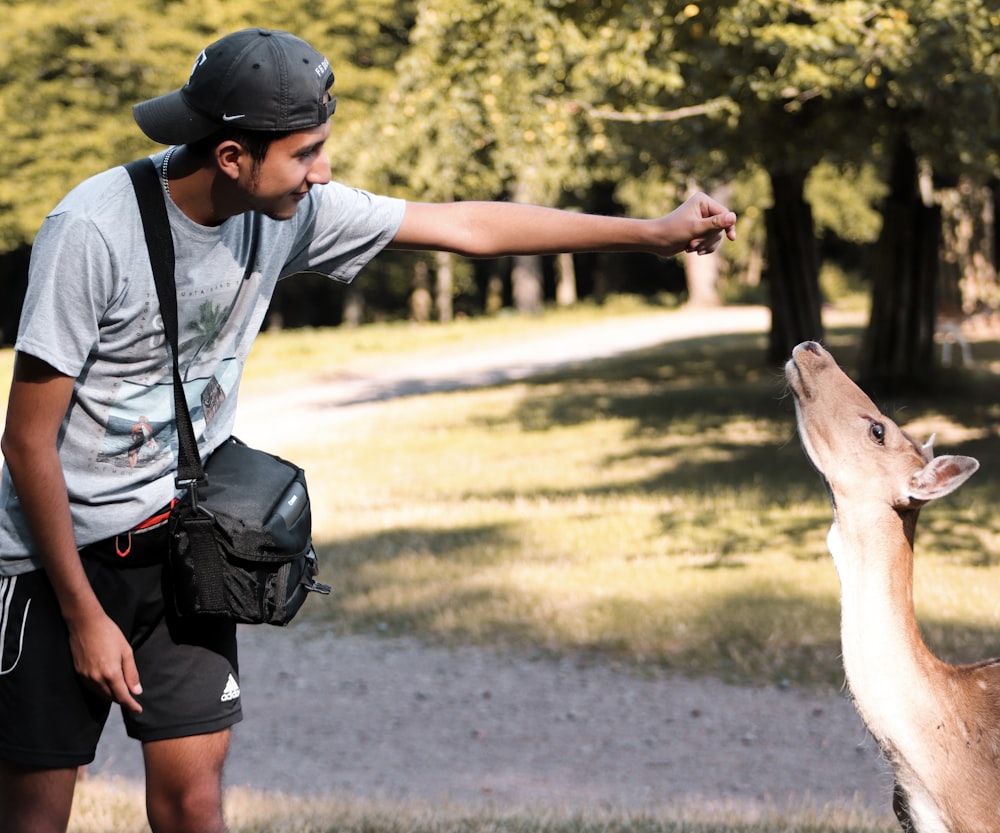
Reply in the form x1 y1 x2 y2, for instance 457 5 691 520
4 305 999 691
69 777 896 833
241 315 1000 690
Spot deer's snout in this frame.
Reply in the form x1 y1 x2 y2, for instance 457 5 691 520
793 340 826 360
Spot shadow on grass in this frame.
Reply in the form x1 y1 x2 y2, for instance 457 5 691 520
306 323 1000 687
313 515 1000 688
311 515 846 686
512 327 997 439
467 325 1000 560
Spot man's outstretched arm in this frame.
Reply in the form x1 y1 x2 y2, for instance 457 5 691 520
388 192 737 259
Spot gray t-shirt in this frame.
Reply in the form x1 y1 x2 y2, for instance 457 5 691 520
0 151 405 575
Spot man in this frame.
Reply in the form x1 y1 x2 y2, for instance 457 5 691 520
0 28 736 833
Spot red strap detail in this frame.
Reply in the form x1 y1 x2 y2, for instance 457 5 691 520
133 499 179 532
116 499 179 558
116 532 132 558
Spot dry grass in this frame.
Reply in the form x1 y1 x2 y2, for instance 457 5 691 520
69 777 895 833
251 317 1000 689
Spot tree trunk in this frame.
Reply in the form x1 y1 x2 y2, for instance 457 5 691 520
685 179 725 308
859 137 940 393
764 170 824 364
410 259 432 323
342 283 364 328
937 177 997 315
0 246 30 347
555 252 577 307
992 180 1000 281
684 250 721 307
434 251 454 323
512 254 544 315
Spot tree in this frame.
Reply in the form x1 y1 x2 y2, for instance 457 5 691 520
0 1 418 338
547 0 999 375
343 0 616 316
3 0 998 357
852 0 1000 390
0 0 416 254
702 1 999 377
0 1 182 251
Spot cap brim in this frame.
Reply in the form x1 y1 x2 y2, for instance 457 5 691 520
133 90 221 145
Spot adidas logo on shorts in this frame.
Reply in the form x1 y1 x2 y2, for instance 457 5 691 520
220 673 241 703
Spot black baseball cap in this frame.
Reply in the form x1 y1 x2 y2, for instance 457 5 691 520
133 28 337 145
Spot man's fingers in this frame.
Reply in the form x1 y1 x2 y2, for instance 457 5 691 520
117 653 144 713
712 211 737 229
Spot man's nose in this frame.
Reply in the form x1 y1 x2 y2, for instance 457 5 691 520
308 151 331 185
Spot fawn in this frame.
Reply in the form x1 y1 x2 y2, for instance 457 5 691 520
786 341 997 833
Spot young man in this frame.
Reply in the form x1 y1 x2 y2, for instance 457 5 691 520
0 28 736 833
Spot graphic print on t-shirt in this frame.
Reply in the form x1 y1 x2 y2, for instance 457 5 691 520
95 358 241 471
96 381 175 471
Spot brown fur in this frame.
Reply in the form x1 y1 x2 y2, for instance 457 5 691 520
786 341 1000 833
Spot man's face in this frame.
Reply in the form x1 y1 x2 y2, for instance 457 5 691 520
243 122 332 220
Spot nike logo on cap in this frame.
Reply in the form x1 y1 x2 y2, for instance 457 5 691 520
222 113 246 122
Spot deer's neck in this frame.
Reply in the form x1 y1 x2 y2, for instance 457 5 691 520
830 502 1000 833
829 503 945 741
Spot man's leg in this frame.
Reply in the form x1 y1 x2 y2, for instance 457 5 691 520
0 762 77 833
143 729 231 833
0 572 111 833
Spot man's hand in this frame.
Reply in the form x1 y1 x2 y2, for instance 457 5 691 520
67 609 144 713
653 192 737 258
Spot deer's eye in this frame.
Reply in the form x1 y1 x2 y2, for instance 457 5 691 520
869 422 886 445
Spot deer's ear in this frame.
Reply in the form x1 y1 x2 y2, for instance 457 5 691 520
907 455 980 502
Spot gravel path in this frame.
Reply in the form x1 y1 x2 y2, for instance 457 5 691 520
90 306 896 822
93 626 893 817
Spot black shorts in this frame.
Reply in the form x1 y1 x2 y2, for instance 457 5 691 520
0 549 241 768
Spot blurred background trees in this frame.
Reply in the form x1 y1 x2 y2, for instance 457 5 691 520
1 0 998 388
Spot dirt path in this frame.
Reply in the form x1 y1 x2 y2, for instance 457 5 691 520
91 306 896 821
93 625 892 817
228 305 776 443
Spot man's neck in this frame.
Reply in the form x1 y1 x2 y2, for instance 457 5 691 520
163 146 246 227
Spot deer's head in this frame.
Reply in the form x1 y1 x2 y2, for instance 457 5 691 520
785 341 979 513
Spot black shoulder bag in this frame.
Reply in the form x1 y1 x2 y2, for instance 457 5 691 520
125 158 331 625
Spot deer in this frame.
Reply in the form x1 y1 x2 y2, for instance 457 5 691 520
785 340 1000 833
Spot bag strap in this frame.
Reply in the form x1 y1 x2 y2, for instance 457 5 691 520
124 158 206 489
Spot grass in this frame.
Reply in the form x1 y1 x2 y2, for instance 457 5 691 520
0 302 1000 688
5 298 998 832
69 779 895 833
241 312 1000 691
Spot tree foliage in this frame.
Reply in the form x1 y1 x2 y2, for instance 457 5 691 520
0 0 414 250
346 0 598 205
2 0 999 381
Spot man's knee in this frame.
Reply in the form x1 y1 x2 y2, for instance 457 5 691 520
146 785 227 833
143 732 230 833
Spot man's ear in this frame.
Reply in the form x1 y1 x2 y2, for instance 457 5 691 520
215 140 246 181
